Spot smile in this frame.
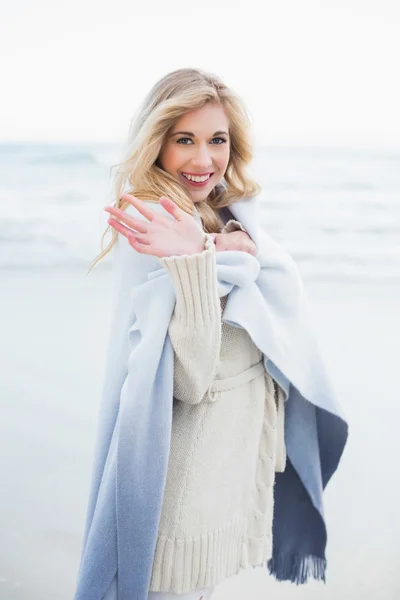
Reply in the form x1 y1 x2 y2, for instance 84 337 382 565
181 172 213 187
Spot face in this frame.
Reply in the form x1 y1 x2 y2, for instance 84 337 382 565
157 101 231 204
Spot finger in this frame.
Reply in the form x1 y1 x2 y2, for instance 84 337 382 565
108 217 150 244
105 206 148 234
159 196 185 221
121 193 156 222
130 240 154 255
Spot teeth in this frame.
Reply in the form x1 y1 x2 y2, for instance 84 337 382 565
182 173 211 182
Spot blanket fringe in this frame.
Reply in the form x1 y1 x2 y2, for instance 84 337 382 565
265 553 327 585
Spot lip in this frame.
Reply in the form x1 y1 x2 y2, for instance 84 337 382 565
182 172 213 176
180 172 214 188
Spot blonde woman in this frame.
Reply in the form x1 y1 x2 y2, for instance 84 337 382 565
74 68 348 600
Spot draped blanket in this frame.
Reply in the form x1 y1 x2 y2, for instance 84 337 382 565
74 195 349 600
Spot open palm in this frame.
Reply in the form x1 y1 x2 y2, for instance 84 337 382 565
105 194 207 258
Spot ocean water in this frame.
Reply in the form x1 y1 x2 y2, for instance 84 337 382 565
0 142 399 281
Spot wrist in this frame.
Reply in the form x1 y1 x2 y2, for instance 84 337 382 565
185 232 215 255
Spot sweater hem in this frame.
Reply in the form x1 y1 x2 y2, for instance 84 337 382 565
149 512 273 594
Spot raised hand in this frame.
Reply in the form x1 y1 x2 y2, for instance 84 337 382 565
105 194 207 258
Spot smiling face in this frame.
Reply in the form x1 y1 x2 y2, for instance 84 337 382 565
157 101 231 203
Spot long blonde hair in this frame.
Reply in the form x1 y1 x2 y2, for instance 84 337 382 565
88 67 261 273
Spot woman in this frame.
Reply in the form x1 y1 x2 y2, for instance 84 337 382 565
74 68 348 600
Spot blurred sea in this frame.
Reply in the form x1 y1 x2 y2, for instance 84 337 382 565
0 142 399 281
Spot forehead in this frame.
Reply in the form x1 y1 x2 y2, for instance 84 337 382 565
172 102 230 133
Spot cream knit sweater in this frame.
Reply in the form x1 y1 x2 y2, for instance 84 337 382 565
148 217 286 594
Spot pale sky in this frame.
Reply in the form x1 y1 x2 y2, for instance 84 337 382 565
1 0 399 147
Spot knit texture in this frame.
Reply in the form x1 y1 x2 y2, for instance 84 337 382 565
73 197 349 600
150 227 286 593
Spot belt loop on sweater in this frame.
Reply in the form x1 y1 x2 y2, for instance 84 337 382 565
206 359 265 401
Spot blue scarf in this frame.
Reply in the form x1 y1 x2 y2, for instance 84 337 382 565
74 195 349 600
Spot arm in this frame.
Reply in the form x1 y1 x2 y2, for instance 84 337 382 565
222 221 286 467
118 202 250 406
159 234 222 405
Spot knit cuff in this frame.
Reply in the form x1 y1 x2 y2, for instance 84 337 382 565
221 219 248 234
159 233 220 327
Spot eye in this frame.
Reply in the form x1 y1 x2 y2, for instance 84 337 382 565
176 137 227 145
211 137 227 144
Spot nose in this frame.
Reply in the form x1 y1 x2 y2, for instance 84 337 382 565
189 143 214 170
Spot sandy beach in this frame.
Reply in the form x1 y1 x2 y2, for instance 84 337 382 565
0 267 399 600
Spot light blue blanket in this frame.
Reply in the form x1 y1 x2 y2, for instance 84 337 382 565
74 195 349 600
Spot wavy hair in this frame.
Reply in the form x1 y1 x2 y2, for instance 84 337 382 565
88 67 262 273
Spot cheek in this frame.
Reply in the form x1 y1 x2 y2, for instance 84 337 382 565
218 148 230 169
161 146 182 172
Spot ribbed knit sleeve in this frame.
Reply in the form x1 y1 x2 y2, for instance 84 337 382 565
159 233 222 404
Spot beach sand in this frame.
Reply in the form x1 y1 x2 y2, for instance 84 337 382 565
0 267 399 600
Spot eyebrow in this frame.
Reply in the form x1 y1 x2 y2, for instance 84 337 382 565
169 130 229 137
